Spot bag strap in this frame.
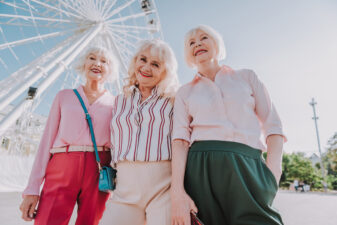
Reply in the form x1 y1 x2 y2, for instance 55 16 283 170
73 89 102 168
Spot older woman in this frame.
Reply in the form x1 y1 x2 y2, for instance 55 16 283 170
171 25 286 225
100 39 179 225
19 46 118 225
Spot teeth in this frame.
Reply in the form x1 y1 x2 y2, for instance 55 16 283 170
195 50 206 56
140 71 151 77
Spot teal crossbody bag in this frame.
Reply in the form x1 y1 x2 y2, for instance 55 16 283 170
73 89 117 192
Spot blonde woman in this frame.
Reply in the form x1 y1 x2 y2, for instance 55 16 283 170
101 39 179 225
171 25 286 225
20 46 118 225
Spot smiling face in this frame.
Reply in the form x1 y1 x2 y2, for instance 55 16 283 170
135 47 166 90
186 29 218 67
83 51 110 83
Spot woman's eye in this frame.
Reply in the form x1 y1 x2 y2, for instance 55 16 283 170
90 57 95 60
201 36 208 40
189 41 195 46
140 57 146 62
101 60 106 63
152 63 159 68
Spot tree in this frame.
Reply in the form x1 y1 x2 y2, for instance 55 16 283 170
280 152 323 189
324 132 337 190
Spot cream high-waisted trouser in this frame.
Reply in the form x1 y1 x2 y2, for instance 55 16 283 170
100 160 171 225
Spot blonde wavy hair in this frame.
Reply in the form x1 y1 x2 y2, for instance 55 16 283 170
123 39 179 98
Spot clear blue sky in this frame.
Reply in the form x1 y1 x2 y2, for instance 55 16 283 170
155 0 337 154
1 0 337 154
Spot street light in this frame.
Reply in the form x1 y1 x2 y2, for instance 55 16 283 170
309 98 327 191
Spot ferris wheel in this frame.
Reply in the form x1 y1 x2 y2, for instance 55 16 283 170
0 0 162 148
0 0 163 152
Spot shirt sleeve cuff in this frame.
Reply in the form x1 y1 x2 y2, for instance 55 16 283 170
265 128 287 143
22 185 40 198
172 130 191 144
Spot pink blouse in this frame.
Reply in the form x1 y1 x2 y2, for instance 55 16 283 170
172 66 285 151
23 86 114 196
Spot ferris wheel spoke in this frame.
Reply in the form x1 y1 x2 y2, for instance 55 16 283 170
110 33 136 50
0 57 8 70
108 23 157 32
53 0 88 21
107 25 140 35
103 0 136 20
113 29 143 41
101 0 117 19
0 1 36 13
0 33 80 98
0 28 83 51
30 0 84 20
0 13 74 23
0 27 20 62
108 10 155 24
112 29 143 42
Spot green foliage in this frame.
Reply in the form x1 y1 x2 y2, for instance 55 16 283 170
280 152 323 190
324 132 337 189
279 132 337 190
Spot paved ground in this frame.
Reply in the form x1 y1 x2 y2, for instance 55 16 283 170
1 190 336 225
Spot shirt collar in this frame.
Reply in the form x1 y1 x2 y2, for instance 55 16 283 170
132 85 158 97
192 65 233 83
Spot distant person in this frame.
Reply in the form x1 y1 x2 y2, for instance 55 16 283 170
100 39 179 225
171 25 286 225
19 46 118 225
299 181 305 192
294 179 299 191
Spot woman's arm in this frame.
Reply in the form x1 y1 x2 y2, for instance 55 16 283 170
20 92 62 220
171 139 197 225
266 134 284 183
248 70 286 182
171 88 197 225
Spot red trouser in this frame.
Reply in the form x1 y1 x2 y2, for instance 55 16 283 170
34 151 111 225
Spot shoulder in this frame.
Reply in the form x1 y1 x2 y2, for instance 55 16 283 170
232 69 260 85
54 89 75 100
233 69 256 79
176 82 195 98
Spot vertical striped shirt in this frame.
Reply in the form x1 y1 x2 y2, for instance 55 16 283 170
111 86 173 163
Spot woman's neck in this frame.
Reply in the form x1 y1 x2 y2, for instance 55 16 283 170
138 85 153 101
197 60 221 81
84 80 105 94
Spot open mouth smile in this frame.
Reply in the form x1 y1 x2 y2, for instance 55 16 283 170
194 49 207 56
91 68 102 73
139 71 152 78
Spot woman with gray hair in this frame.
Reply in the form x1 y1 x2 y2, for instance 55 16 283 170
19 46 118 225
100 39 179 225
171 25 286 225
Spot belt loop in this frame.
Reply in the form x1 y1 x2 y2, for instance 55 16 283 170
66 145 69 153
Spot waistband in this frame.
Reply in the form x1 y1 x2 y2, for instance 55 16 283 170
189 141 262 159
50 145 110 154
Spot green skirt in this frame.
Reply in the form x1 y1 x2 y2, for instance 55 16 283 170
184 141 283 225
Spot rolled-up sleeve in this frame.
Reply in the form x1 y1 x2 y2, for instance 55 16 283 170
172 88 192 143
249 70 287 142
23 92 61 196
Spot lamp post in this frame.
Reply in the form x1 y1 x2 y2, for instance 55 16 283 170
309 98 327 191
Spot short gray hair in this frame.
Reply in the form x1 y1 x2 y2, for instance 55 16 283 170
74 46 119 82
184 25 226 68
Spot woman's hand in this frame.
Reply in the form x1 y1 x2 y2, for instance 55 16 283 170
171 190 198 225
19 195 39 221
